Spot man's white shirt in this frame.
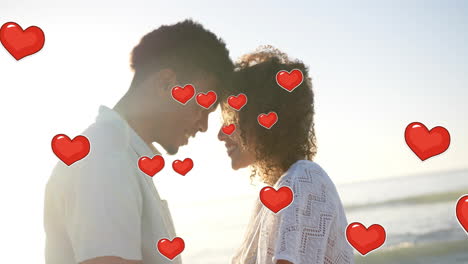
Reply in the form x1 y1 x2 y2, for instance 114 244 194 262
44 105 181 264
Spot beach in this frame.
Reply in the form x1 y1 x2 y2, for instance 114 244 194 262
170 168 468 264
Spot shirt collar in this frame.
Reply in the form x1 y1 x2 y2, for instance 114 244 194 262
96 105 165 203
97 105 159 157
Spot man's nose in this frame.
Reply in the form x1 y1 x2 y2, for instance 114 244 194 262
217 126 226 141
198 113 209 133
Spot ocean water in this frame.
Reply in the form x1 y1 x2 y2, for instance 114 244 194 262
171 169 468 264
341 169 468 264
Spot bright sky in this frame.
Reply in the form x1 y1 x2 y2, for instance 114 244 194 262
1 0 467 262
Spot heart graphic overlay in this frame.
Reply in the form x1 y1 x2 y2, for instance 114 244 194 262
171 84 195 104
346 222 386 255
0 22 45 60
276 69 303 92
196 91 217 109
258 112 278 129
157 237 185 260
228 93 248 110
260 186 293 213
222 124 236 135
51 134 90 166
172 158 194 176
404 122 450 161
456 195 468 234
138 155 165 177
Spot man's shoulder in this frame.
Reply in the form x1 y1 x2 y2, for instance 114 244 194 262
48 120 133 188
82 119 129 153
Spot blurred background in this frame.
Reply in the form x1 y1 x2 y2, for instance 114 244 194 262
1 0 467 263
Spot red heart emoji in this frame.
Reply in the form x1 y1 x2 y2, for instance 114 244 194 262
404 122 450 161
196 91 217 109
276 69 303 92
157 237 185 260
456 195 468 233
0 22 45 60
258 112 278 129
222 124 236 135
172 158 193 176
171 84 195 104
346 222 386 255
260 186 293 213
138 155 165 177
51 134 90 166
228 93 247 110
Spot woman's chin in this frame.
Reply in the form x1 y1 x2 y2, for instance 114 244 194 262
231 162 241 170
231 160 249 170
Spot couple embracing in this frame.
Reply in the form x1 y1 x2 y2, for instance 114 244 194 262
44 19 354 264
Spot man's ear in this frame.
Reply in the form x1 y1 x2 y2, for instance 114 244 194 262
152 68 178 95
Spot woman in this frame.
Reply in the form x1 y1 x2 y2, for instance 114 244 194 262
218 46 354 264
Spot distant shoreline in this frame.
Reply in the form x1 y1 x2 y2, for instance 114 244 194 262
345 188 468 211
338 167 468 186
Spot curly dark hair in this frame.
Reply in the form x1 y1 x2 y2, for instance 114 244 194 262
221 46 317 185
130 19 234 90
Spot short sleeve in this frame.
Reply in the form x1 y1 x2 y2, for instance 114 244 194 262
65 153 143 263
269 162 336 264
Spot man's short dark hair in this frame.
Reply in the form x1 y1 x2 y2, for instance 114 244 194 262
130 19 234 89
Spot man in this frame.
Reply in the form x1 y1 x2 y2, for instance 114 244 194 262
44 19 234 264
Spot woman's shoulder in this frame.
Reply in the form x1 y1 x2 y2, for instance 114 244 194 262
277 160 332 187
276 160 341 206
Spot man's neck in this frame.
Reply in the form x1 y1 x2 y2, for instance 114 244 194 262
113 95 156 151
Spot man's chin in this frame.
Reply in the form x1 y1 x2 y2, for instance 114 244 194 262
167 147 179 155
161 144 179 155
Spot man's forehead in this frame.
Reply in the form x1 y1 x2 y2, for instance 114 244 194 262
203 103 218 114
193 73 219 88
